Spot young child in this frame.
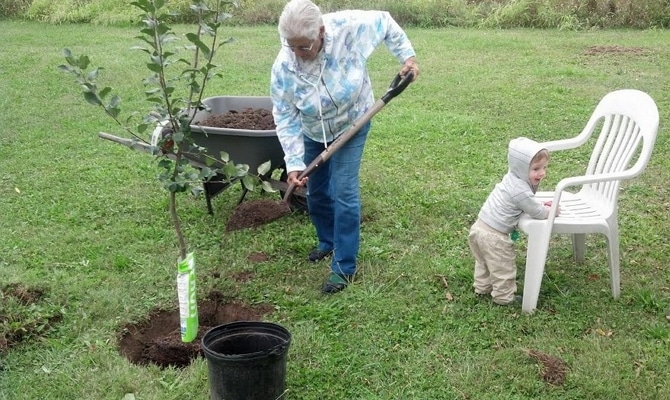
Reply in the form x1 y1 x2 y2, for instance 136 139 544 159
468 137 556 305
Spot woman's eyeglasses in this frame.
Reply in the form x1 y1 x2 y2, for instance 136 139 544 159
283 37 317 52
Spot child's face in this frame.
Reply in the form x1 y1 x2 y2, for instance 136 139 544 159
528 158 548 186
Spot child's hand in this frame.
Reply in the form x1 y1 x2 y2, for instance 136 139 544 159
544 201 560 216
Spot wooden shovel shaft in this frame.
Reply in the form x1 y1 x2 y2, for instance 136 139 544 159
281 71 413 204
281 98 386 203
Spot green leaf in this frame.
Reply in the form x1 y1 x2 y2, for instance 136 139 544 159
110 95 121 108
235 164 250 177
85 68 99 81
199 167 215 180
157 159 173 169
185 33 211 59
77 55 90 70
56 64 73 74
83 92 101 106
219 151 229 163
241 175 255 191
107 106 121 119
261 180 276 193
257 160 272 176
222 163 238 178
99 87 112 99
146 63 162 73
137 124 148 133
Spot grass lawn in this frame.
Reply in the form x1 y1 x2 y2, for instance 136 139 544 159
1 21 669 399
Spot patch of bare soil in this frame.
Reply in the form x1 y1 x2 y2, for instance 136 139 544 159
3 283 44 304
226 199 292 232
197 108 276 130
584 45 648 56
246 252 270 263
1 284 62 353
525 349 569 386
118 290 274 369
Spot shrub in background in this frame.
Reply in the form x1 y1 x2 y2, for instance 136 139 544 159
5 0 670 30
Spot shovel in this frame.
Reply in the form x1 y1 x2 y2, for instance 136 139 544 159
225 71 414 231
281 71 414 203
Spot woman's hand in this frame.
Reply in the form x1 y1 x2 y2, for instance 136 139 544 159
401 56 419 81
287 171 308 187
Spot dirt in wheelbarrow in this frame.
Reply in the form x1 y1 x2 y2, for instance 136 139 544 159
198 107 276 130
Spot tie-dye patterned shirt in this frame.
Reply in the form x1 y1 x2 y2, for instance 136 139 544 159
270 10 416 173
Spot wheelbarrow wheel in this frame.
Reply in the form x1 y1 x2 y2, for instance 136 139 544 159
279 167 308 213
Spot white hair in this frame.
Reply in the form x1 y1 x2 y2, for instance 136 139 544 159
278 0 323 40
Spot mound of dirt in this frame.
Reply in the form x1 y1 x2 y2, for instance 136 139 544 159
525 349 569 386
226 199 292 232
118 290 274 369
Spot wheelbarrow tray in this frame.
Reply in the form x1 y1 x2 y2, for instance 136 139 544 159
188 96 285 174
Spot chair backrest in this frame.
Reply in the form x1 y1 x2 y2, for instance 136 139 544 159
576 90 659 206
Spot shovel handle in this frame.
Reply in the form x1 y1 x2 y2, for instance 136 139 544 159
381 71 414 104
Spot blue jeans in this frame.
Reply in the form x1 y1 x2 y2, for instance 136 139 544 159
303 122 370 276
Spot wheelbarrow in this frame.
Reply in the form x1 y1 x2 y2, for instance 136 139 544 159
99 95 307 214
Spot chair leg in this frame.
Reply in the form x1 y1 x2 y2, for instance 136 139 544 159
606 228 620 299
521 230 552 313
572 233 586 263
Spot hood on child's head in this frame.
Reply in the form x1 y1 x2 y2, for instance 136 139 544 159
507 137 547 184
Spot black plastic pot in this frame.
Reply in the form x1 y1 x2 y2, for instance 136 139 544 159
201 321 291 400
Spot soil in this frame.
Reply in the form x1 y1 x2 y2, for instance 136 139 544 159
583 45 648 56
226 199 292 231
197 107 276 130
118 290 275 369
525 349 568 386
1 283 62 353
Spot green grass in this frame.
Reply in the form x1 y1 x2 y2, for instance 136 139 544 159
1 20 670 400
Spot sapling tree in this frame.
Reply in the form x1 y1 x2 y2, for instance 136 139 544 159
59 0 274 261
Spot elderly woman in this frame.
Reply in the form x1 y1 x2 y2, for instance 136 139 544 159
271 0 419 294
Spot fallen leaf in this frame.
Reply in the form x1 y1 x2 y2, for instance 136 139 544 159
595 328 613 337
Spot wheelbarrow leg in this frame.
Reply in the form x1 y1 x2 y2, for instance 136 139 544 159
237 181 249 205
202 174 232 214
204 181 215 215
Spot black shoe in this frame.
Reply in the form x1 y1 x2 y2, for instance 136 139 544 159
308 249 333 262
321 273 353 294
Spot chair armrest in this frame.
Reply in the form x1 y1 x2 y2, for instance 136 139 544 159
555 171 636 194
540 137 584 152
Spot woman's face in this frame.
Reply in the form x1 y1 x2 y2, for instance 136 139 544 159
285 36 320 61
284 27 324 61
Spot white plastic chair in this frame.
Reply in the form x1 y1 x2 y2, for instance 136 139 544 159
517 89 659 313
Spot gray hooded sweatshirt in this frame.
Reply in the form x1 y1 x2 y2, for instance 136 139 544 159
478 137 549 234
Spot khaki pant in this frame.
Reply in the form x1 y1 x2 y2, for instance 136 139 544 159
468 219 517 305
